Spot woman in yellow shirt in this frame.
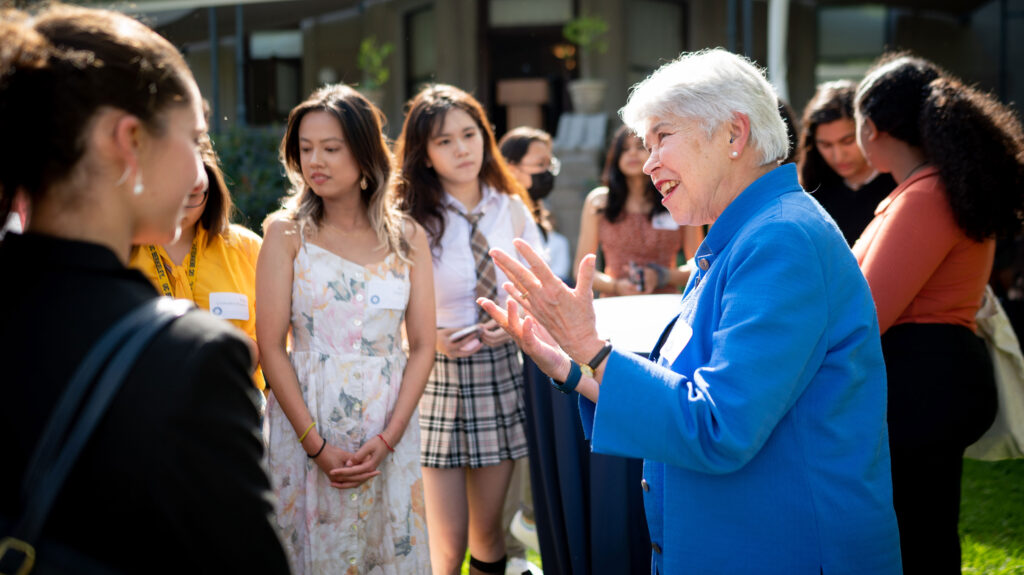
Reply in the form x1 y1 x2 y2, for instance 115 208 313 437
130 142 265 391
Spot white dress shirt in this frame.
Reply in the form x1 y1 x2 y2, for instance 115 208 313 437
434 185 543 328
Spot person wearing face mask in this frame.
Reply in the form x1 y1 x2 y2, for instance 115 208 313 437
576 125 704 297
499 127 570 284
797 80 896 246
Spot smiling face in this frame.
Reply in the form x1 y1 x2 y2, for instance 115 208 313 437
814 118 872 183
299 110 361 199
426 107 484 190
617 134 649 178
642 116 732 226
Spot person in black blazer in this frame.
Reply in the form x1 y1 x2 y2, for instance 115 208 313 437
0 5 289 573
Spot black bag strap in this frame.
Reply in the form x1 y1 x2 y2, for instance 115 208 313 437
0 297 193 573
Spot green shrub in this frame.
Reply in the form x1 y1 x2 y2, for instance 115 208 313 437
213 126 290 234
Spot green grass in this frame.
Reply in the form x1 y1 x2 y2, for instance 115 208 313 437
449 460 1020 574
961 458 1024 574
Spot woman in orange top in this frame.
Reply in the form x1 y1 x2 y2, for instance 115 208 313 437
131 142 265 391
853 54 1024 574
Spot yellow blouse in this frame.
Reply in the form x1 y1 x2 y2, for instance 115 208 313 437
130 224 265 390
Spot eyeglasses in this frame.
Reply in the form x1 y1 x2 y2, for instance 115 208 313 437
184 189 208 209
520 156 561 177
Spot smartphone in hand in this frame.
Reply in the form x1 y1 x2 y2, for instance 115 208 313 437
450 325 480 342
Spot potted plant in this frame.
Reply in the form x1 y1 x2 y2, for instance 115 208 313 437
563 14 609 114
357 36 394 103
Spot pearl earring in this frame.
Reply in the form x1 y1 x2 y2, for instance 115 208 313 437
133 171 144 195
730 151 739 158
360 176 368 191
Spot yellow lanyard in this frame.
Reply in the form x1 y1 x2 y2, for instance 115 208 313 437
147 238 199 298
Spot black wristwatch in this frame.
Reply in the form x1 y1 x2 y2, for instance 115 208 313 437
580 341 612 378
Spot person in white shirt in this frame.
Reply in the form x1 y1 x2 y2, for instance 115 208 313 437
395 84 542 575
499 126 571 283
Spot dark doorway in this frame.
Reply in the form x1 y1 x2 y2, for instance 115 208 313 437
484 26 574 138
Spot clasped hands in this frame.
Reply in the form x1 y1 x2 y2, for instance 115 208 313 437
477 238 606 391
315 434 392 489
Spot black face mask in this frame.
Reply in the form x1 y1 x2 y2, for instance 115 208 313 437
529 171 555 201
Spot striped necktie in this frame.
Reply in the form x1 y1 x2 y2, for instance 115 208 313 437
459 211 498 322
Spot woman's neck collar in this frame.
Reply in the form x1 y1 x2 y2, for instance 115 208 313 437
625 175 648 198
445 180 483 213
321 195 370 231
843 168 878 190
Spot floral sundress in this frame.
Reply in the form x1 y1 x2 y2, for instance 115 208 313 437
265 239 430 575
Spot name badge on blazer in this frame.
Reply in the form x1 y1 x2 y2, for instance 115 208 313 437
367 279 408 310
209 292 250 321
652 211 680 230
658 319 693 366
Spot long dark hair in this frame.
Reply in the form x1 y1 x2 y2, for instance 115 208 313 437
395 84 532 253
796 80 859 190
0 4 196 223
857 54 1024 241
277 83 409 261
602 125 664 223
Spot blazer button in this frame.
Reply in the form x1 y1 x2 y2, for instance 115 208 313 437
652 542 662 554
641 478 650 492
698 259 710 271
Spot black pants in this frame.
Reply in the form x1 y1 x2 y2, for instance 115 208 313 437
882 323 997 575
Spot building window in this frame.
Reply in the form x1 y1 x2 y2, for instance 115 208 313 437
488 0 571 28
406 6 437 98
627 0 686 87
247 30 302 125
816 5 888 84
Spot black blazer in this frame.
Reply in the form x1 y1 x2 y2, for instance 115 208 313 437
0 233 289 573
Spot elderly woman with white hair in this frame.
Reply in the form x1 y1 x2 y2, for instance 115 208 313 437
478 49 902 574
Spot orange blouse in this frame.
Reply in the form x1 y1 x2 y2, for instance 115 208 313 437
852 166 994 334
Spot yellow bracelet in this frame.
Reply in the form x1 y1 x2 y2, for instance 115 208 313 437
298 421 316 443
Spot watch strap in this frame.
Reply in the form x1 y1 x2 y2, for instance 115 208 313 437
581 341 613 377
552 361 582 394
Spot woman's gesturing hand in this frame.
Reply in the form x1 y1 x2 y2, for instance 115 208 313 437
479 238 606 367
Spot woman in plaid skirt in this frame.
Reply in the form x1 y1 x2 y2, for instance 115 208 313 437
395 84 543 575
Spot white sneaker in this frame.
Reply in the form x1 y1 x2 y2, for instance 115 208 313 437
506 556 543 575
509 509 540 554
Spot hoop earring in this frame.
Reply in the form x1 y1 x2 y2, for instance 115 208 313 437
133 171 145 195
360 176 368 191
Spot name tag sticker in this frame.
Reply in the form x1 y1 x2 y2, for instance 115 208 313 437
652 212 680 231
367 279 408 310
209 292 250 321
658 320 693 366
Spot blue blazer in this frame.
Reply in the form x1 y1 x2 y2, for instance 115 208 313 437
580 164 902 574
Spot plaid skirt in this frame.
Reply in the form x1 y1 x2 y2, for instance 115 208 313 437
419 341 529 468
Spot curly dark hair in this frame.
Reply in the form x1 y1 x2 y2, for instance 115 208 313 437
797 80 857 191
856 54 1024 241
602 125 665 223
395 84 532 254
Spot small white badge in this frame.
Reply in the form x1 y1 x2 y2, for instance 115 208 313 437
652 211 680 230
366 279 408 310
208 292 250 321
658 319 693 366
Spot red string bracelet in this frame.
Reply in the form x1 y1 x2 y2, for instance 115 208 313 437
377 433 395 452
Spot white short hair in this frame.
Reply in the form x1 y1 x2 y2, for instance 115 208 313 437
620 48 789 166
